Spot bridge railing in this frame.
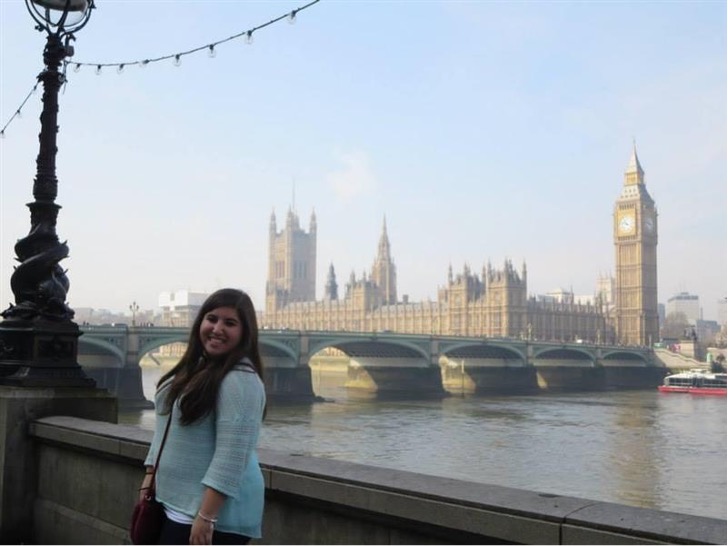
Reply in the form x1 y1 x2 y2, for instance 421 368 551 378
79 325 654 352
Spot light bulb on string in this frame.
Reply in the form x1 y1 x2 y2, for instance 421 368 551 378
31 84 38 94
15 109 22 119
117 64 125 74
288 10 297 24
0 130 5 139
96 65 102 75
73 63 81 73
245 31 254 45
208 45 216 58
140 60 149 69
173 54 181 67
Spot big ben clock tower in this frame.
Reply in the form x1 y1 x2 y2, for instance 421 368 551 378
614 144 659 346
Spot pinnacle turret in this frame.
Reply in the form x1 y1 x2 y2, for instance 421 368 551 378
377 216 391 259
269 209 277 233
325 263 338 301
624 142 645 185
310 209 317 232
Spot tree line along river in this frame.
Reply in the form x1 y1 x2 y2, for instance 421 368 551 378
119 360 727 521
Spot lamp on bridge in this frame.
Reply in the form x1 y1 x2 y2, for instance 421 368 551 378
0 0 95 386
129 301 139 327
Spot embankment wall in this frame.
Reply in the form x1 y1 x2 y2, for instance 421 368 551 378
25 416 726 545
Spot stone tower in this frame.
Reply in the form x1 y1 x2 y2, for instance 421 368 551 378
484 259 528 337
370 217 397 305
266 207 317 313
613 144 659 346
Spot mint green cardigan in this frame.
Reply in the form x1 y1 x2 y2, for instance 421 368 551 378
145 363 266 538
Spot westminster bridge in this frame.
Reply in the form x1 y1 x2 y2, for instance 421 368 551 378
76 325 666 407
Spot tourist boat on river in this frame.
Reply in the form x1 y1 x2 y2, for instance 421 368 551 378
658 369 727 395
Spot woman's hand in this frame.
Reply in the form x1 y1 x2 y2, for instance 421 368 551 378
137 482 152 501
191 487 225 544
189 515 214 545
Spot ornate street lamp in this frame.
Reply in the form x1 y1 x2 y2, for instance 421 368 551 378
0 0 95 386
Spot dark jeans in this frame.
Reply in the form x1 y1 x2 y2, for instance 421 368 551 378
158 516 251 545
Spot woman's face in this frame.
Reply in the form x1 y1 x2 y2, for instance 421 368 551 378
199 306 243 359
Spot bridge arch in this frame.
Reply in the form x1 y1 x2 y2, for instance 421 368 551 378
138 334 300 367
77 337 125 366
533 346 595 362
260 339 298 363
307 334 442 398
138 334 189 359
441 341 526 363
308 336 430 362
601 350 651 366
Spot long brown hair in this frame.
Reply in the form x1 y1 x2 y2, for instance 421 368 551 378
158 288 264 424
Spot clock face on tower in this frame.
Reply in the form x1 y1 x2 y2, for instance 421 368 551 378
618 214 635 234
644 216 654 233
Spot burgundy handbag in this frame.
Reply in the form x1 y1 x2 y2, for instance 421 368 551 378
130 417 172 545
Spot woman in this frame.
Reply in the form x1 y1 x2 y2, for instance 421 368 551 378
140 288 266 545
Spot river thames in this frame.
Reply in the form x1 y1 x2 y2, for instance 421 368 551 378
121 363 727 521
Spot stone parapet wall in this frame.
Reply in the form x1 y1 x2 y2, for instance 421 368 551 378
653 348 703 370
26 416 727 545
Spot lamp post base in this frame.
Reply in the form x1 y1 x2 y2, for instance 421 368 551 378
0 320 95 387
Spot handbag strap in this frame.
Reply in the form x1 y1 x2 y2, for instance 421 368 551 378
149 413 173 487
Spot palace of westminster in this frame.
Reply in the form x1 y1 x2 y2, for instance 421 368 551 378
259 146 660 347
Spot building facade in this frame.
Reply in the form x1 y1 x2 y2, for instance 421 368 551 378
613 145 659 346
262 215 610 343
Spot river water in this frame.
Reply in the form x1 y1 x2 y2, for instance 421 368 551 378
120 363 727 521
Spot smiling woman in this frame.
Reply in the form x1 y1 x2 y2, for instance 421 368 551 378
139 288 266 545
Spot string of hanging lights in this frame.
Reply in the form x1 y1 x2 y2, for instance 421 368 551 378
1 83 40 138
71 0 320 73
1 0 321 138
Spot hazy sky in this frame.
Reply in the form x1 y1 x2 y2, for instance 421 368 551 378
1 1 726 321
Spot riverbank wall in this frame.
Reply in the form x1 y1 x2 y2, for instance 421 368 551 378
14 415 727 545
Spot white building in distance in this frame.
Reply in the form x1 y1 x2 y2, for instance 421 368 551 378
158 290 209 327
666 292 701 324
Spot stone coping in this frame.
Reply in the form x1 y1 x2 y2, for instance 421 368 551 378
257 450 726 545
30 416 727 545
30 415 151 463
